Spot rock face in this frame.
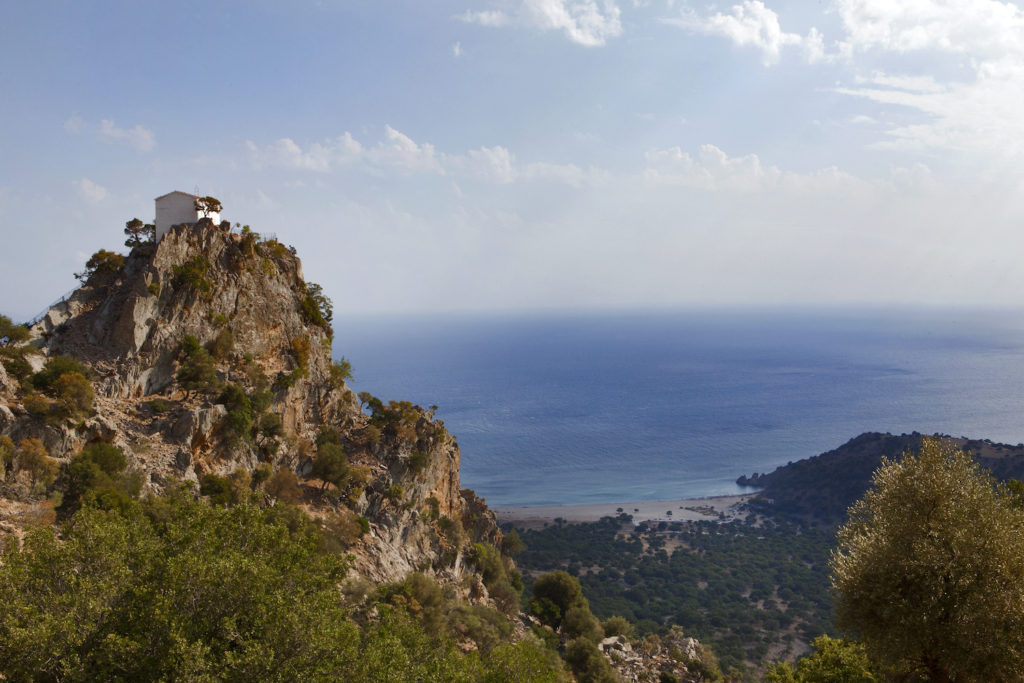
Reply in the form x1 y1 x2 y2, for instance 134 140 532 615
1 222 505 590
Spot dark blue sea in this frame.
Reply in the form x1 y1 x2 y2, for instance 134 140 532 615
334 309 1024 507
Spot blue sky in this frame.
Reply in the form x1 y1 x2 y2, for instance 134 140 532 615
3 0 1024 319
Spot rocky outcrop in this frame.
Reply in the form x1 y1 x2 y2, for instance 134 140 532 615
1 221 506 590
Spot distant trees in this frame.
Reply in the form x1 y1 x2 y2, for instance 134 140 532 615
831 437 1024 681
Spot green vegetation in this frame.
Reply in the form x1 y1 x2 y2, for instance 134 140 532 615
0 483 566 681
513 514 834 676
25 355 94 420
175 335 219 397
300 282 333 335
75 249 125 285
330 356 353 389
832 437 1024 681
0 314 29 346
62 442 140 515
172 255 213 295
123 217 155 248
765 636 876 682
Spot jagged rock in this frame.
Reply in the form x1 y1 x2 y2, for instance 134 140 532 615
169 405 227 446
2 220 506 600
0 363 15 396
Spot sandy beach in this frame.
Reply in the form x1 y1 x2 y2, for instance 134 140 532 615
493 494 753 529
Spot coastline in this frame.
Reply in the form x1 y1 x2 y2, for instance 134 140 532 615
493 493 754 529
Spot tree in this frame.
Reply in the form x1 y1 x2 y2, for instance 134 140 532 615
123 217 155 248
0 314 29 345
530 570 588 629
765 636 875 683
311 441 348 492
831 437 1024 681
75 249 125 284
193 195 222 217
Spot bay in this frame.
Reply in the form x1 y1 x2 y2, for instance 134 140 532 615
334 309 1024 506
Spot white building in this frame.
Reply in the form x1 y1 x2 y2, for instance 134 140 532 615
154 191 221 242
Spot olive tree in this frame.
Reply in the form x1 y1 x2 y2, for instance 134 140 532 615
831 437 1024 681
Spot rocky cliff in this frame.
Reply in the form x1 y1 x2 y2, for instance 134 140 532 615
0 220 502 588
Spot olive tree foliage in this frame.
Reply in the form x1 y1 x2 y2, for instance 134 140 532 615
75 249 125 284
831 437 1024 682
764 636 876 683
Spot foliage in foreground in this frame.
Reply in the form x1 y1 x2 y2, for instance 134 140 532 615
0 490 566 682
831 437 1024 682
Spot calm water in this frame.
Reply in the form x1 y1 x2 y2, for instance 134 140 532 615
334 309 1024 507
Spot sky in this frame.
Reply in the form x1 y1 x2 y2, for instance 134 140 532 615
3 0 1024 320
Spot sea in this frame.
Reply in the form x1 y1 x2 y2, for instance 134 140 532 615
333 309 1024 507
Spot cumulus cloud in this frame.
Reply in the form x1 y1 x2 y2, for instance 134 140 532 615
834 0 1024 57
643 143 878 193
63 116 84 134
98 119 156 152
74 177 108 203
831 0 1024 157
663 1 825 65
459 0 623 47
247 127 606 187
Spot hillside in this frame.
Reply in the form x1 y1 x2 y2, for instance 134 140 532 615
738 431 1024 525
0 217 721 682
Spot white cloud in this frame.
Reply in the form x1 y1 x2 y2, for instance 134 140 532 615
63 116 83 134
643 143 877 193
458 9 510 26
663 1 824 65
830 0 1024 157
452 41 463 57
834 0 1024 57
247 133 363 172
459 0 623 47
98 119 156 152
74 177 108 203
247 127 606 186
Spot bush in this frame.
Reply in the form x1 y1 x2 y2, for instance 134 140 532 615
62 442 138 514
299 282 333 335
530 571 587 629
172 256 213 295
32 356 91 395
207 328 234 360
23 393 51 418
54 372 93 416
330 357 353 389
259 412 284 438
312 441 348 492
0 314 29 345
16 438 58 488
564 638 617 683
147 282 161 297
601 616 633 639
146 398 171 413
176 336 219 397
263 468 301 504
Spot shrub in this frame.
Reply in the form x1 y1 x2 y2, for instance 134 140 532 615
147 282 161 297
289 336 311 375
299 282 333 335
176 336 219 397
530 571 588 629
329 357 353 389
172 256 213 295
146 398 171 413
0 435 13 474
207 328 234 360
23 393 51 418
601 616 633 639
263 468 302 504
54 372 93 415
32 356 91 395
408 451 428 475
62 442 138 514
387 483 404 501
259 412 283 438
16 438 58 488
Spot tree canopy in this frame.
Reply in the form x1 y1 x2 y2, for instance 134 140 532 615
831 437 1024 681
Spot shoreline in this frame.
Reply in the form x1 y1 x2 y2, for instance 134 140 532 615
493 493 754 529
